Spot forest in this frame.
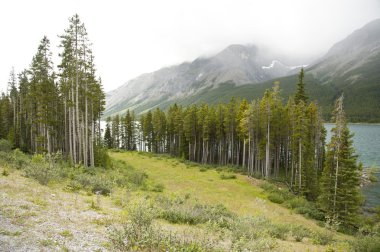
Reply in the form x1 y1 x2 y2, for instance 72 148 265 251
0 14 106 167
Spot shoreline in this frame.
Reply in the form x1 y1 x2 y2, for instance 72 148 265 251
361 168 380 187
324 122 380 125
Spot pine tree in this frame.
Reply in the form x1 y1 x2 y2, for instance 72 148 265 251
58 14 105 165
294 68 308 104
319 94 362 229
104 117 112 149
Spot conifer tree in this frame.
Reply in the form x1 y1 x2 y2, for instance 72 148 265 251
104 117 112 149
294 68 308 104
319 94 362 228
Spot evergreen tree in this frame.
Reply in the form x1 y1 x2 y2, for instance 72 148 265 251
319 94 362 229
294 68 308 104
104 117 112 149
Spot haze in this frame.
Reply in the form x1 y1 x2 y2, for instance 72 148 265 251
0 0 379 93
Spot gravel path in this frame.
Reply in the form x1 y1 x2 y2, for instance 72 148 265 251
0 171 114 251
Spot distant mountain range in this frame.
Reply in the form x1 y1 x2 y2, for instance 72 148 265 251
106 18 380 122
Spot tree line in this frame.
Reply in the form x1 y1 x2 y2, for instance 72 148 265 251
0 14 106 167
105 69 362 228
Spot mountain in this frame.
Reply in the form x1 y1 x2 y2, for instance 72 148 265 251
186 18 380 122
106 19 380 122
105 44 305 116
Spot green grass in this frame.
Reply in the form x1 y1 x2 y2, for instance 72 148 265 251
1 149 357 251
109 151 356 251
109 151 332 229
110 152 267 215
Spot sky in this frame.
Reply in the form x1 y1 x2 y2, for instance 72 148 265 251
0 0 379 93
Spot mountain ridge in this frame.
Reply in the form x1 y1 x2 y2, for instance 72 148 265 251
105 18 380 121
105 44 305 116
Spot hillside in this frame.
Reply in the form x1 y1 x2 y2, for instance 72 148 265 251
105 44 305 117
1 150 355 251
105 19 380 122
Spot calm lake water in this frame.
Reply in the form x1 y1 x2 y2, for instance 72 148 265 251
325 123 380 210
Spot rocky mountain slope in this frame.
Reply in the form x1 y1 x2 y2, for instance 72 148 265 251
105 45 304 116
106 19 380 121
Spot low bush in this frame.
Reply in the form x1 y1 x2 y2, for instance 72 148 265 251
108 199 216 251
0 139 12 152
294 205 324 221
311 231 333 245
24 155 59 185
2 167 9 176
284 197 309 209
369 174 378 182
230 216 278 250
91 177 112 196
260 181 324 221
149 183 164 192
290 225 311 242
285 197 324 221
267 193 285 204
349 235 380 252
259 181 277 192
220 173 237 180
66 180 82 192
156 196 234 228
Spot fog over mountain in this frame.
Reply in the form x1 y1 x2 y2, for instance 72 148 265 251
105 44 306 115
1 0 379 94
309 18 380 85
106 18 380 121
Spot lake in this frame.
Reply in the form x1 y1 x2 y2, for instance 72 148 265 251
325 123 380 210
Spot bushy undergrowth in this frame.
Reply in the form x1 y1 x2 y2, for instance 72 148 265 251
260 181 324 221
349 235 380 252
153 194 333 249
108 199 218 251
156 195 234 227
0 149 149 196
220 173 237 180
0 139 12 152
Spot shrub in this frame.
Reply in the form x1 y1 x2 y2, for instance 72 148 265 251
91 178 112 196
267 193 285 204
24 158 58 185
0 139 12 152
294 205 324 221
311 231 333 245
284 197 308 209
230 216 278 250
94 146 112 169
31 154 45 164
157 196 234 227
150 183 164 192
108 199 219 251
12 149 30 169
220 173 237 180
369 174 378 182
127 171 148 186
259 181 277 192
66 180 82 192
350 235 380 252
2 167 9 176
290 225 312 242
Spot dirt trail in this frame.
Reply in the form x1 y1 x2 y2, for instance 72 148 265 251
0 171 113 251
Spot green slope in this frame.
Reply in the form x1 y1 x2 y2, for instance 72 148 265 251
131 69 379 122
105 60 380 122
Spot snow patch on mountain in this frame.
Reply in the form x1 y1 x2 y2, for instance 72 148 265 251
262 60 282 69
262 60 307 70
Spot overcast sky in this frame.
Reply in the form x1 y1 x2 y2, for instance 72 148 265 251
0 0 379 93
